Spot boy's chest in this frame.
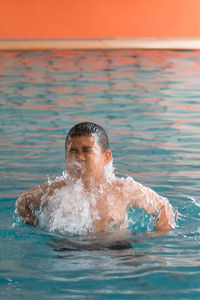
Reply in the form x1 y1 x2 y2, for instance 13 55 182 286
91 189 128 231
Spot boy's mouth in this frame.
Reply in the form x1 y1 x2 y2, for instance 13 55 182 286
74 161 85 171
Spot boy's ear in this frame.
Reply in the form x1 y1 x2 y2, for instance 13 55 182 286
104 150 112 165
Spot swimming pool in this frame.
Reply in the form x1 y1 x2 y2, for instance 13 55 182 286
1 49 200 299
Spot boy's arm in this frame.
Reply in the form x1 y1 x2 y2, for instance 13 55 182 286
16 180 66 226
127 179 175 232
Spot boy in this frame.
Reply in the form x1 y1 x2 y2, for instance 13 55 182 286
16 122 175 232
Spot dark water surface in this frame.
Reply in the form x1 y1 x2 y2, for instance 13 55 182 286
1 50 200 299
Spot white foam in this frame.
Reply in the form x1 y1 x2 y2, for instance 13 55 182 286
38 180 95 234
38 161 116 235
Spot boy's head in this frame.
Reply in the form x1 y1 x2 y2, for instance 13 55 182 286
65 122 109 153
65 122 112 182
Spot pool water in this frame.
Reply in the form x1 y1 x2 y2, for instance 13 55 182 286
1 49 200 299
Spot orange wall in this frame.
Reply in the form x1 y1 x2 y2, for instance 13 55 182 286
1 0 200 39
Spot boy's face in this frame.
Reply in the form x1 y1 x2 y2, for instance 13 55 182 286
65 135 111 184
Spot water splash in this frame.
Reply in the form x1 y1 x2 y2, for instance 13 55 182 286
38 180 96 235
38 161 116 235
103 159 116 183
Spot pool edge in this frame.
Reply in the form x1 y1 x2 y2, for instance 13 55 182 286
1 38 200 50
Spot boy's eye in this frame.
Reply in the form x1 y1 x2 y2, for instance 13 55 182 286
69 148 77 153
83 147 92 153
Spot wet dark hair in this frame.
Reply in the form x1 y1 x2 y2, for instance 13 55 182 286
65 122 109 153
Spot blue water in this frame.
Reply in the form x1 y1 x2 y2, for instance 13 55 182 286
1 49 200 299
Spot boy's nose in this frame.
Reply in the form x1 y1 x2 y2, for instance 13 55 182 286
77 151 85 161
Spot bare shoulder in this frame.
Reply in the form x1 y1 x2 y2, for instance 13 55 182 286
113 176 136 190
109 176 136 201
18 179 67 203
16 178 68 226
